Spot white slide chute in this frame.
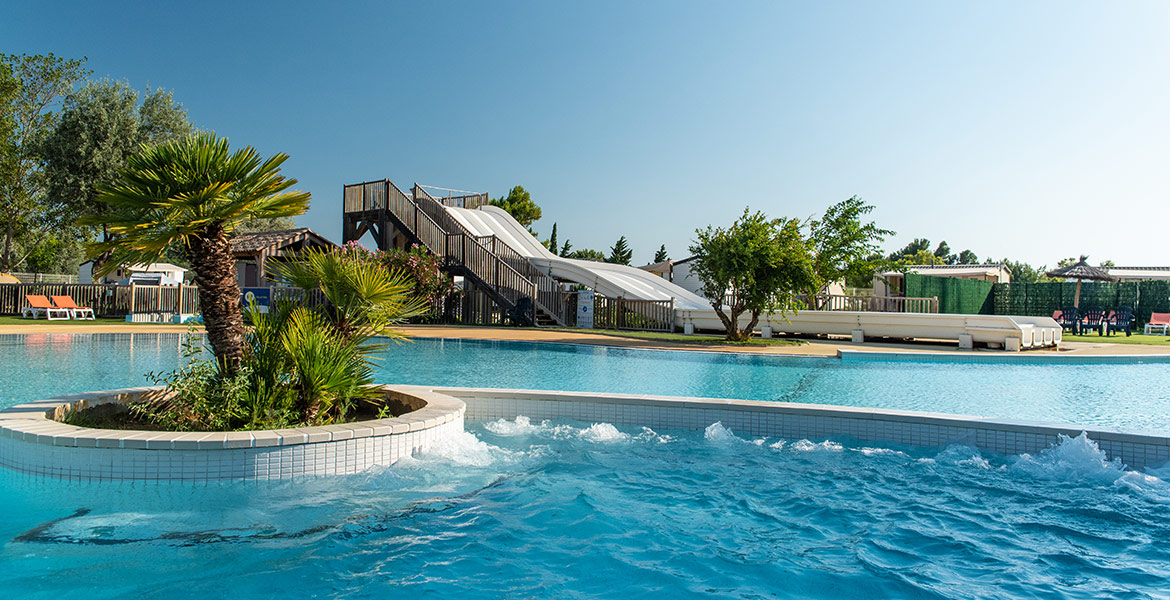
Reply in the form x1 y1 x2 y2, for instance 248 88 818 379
445 205 710 310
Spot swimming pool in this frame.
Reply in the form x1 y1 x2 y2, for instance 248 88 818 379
2 332 1168 599
4 333 1170 432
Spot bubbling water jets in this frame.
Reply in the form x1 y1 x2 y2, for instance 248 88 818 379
484 415 540 436
578 423 629 443
703 422 744 444
1011 433 1126 482
788 439 844 453
935 445 995 470
417 429 517 468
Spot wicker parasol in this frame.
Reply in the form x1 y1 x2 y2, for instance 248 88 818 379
1046 256 1117 308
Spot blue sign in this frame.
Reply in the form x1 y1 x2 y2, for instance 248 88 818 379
242 287 271 313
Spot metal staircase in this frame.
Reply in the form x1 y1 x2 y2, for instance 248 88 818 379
342 179 567 326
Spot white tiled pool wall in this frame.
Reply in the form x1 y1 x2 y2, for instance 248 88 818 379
452 390 1170 471
839 349 1170 364
0 385 466 481
0 417 463 481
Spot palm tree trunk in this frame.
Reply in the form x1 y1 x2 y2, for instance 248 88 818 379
187 226 245 374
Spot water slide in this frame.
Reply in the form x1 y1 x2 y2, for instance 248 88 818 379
443 204 1061 350
444 205 710 310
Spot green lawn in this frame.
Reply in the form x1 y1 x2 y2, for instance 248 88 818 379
550 327 806 347
0 315 137 326
1061 331 1170 345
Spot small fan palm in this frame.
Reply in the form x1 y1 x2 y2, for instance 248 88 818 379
84 132 309 374
267 246 429 339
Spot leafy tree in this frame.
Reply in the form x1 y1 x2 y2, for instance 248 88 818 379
490 185 541 228
887 238 932 262
1000 259 1051 284
559 239 573 257
567 247 606 261
235 215 297 233
85 132 310 375
41 80 192 273
22 231 85 274
845 252 886 288
902 249 945 266
933 240 952 263
689 208 814 340
545 222 558 253
957 249 979 265
0 53 89 271
653 244 669 263
804 196 893 306
607 236 633 265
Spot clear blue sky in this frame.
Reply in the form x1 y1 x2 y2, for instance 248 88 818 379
5 1 1169 267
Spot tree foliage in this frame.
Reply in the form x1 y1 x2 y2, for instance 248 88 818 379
234 215 297 234
689 208 813 340
0 53 89 271
805 196 893 305
490 185 541 228
606 235 633 265
41 80 192 271
545 222 558 253
653 244 669 263
1000 259 1053 284
566 246 605 261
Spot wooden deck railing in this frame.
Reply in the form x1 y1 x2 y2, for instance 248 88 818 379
804 294 939 314
589 295 674 332
0 283 201 317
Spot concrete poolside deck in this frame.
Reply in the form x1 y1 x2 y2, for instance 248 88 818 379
2 322 1167 357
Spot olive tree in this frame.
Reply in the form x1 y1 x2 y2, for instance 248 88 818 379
804 196 893 306
689 208 813 340
41 80 192 273
0 53 89 271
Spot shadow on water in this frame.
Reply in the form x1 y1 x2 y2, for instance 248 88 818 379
13 474 518 547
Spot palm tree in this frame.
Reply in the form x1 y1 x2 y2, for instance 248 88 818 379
84 132 309 374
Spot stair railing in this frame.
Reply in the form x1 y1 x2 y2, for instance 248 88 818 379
412 185 567 325
350 180 537 320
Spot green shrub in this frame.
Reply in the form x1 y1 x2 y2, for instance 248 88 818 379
131 246 427 431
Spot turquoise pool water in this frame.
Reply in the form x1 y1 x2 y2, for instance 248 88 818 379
4 333 1170 432
1 333 1169 599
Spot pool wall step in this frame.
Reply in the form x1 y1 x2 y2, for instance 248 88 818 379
441 387 1170 471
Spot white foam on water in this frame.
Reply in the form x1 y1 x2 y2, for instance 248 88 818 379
483 416 677 445
578 423 629 443
935 445 995 469
1010 433 1126 482
418 429 516 468
789 439 844 452
704 422 744 444
484 415 541 436
857 447 909 458
634 427 674 444
769 440 786 450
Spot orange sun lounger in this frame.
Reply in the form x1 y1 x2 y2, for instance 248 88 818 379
51 295 96 320
21 295 71 320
